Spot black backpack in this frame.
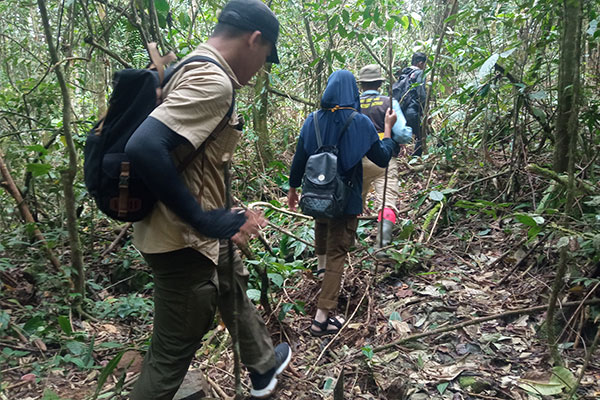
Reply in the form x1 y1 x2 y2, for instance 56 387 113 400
84 45 233 222
299 111 357 219
392 67 416 112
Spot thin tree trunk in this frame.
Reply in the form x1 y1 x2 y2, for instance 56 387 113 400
253 65 274 168
553 0 583 173
37 0 86 298
547 0 583 366
0 152 62 271
421 0 459 155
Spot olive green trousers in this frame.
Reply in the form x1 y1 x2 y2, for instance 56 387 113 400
314 216 358 311
129 241 275 400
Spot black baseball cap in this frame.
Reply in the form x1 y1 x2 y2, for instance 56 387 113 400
218 0 280 64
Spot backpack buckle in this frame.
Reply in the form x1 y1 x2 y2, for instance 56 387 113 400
119 162 130 188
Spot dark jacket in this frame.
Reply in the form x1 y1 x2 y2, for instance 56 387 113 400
289 70 398 215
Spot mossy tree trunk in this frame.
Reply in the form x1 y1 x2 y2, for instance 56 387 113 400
546 0 583 366
37 0 86 298
553 0 583 173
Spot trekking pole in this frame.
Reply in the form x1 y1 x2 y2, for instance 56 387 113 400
378 20 395 250
223 153 242 399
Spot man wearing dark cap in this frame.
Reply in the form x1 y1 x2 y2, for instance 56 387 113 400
357 64 412 252
125 1 290 398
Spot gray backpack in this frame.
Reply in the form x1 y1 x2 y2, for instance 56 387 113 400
299 111 358 219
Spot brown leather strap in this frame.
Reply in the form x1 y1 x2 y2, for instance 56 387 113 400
118 161 130 218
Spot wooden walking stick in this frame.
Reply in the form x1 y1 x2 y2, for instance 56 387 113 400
223 153 242 399
377 18 396 250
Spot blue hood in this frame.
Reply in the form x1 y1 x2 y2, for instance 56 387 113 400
320 70 361 110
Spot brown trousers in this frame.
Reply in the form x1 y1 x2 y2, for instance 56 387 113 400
314 216 358 310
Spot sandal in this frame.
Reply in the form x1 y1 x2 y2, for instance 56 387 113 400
310 316 344 337
315 268 326 280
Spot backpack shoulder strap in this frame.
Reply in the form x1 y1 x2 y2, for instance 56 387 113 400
312 112 323 149
337 111 358 144
173 56 235 172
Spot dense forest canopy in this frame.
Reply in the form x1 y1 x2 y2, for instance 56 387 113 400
1 0 599 399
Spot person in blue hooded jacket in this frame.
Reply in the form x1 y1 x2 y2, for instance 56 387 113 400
287 70 400 336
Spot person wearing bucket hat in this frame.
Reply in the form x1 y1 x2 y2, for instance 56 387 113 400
126 1 289 399
357 64 412 255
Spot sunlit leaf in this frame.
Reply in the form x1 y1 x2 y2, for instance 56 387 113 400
478 54 499 80
429 190 444 202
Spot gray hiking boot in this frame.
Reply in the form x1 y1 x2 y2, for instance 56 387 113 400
375 219 394 257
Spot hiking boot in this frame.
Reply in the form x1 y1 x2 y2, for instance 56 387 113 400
375 219 394 248
249 343 292 398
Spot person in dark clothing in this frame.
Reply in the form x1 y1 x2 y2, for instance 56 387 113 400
124 1 290 398
393 52 427 156
287 70 400 336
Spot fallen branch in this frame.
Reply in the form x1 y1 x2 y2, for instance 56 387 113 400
101 223 132 257
526 163 597 195
372 298 600 354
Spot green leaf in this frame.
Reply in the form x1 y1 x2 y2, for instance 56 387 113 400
154 0 169 13
93 352 124 400
323 376 335 391
25 144 48 155
385 19 395 31
429 190 444 202
268 273 284 288
278 303 294 321
587 19 598 36
527 226 542 240
58 316 72 336
389 311 401 321
437 382 449 394
551 366 576 390
556 236 570 249
65 340 86 356
362 346 374 360
0 311 10 331
26 163 52 177
400 15 409 29
341 10 349 24
41 389 65 400
518 380 564 395
478 54 499 80
529 90 548 100
514 214 537 227
246 289 261 302
23 316 45 333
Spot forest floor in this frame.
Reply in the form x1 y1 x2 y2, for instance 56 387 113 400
2 158 599 400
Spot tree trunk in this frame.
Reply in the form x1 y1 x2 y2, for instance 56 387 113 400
421 0 459 155
553 0 583 173
252 65 274 168
0 152 62 271
546 0 583 366
37 0 86 298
